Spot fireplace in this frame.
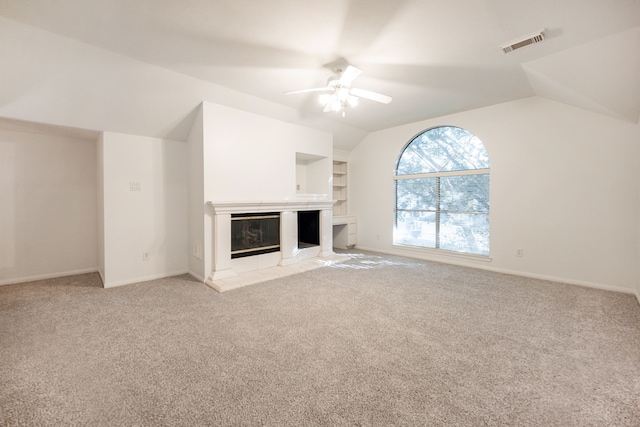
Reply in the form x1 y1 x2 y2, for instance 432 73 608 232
231 212 280 259
206 200 337 288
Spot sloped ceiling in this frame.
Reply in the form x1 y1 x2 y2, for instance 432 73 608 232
0 0 638 150
523 27 640 123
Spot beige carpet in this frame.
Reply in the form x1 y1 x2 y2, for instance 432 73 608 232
1 250 639 425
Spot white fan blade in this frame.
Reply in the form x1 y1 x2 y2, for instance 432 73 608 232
338 65 362 86
284 87 330 95
350 88 392 104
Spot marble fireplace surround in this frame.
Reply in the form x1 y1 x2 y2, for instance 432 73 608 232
205 200 348 292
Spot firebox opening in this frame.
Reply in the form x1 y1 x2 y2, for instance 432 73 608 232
231 212 280 259
298 210 320 249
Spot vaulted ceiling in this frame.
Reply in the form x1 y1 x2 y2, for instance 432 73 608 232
0 0 638 150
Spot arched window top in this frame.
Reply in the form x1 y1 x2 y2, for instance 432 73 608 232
396 126 489 175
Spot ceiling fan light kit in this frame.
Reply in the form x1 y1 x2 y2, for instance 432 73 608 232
319 90 358 117
285 64 392 116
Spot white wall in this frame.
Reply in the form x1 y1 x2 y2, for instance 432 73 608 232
187 107 206 281
351 97 640 293
100 132 188 287
0 130 97 285
97 133 105 282
186 101 333 280
201 102 333 202
638 159 640 303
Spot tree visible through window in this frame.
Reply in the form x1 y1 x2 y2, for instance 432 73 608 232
394 126 490 255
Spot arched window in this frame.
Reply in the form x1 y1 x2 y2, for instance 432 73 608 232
394 126 490 256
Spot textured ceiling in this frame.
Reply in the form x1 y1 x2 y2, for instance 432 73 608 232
0 0 638 149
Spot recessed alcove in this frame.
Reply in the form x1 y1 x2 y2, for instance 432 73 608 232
295 152 329 196
298 210 320 248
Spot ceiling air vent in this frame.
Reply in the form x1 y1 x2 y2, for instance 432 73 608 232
501 30 545 53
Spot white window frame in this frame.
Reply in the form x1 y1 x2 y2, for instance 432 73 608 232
393 127 490 259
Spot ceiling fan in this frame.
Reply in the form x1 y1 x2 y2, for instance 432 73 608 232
285 65 392 116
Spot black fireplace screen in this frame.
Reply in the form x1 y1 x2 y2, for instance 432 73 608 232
231 213 280 259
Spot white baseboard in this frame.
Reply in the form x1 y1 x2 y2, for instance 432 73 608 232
188 270 206 283
481 266 633 295
0 268 99 286
635 290 640 306
103 270 189 288
355 245 635 295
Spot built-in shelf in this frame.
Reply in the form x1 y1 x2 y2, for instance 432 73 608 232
332 160 348 216
332 152 356 249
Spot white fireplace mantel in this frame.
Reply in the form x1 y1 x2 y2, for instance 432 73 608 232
206 199 335 214
205 199 342 292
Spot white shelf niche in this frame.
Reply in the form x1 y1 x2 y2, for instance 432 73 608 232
295 152 330 197
332 159 348 216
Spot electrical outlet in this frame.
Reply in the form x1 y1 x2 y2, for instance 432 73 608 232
142 252 151 261
130 181 141 191
516 248 523 257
